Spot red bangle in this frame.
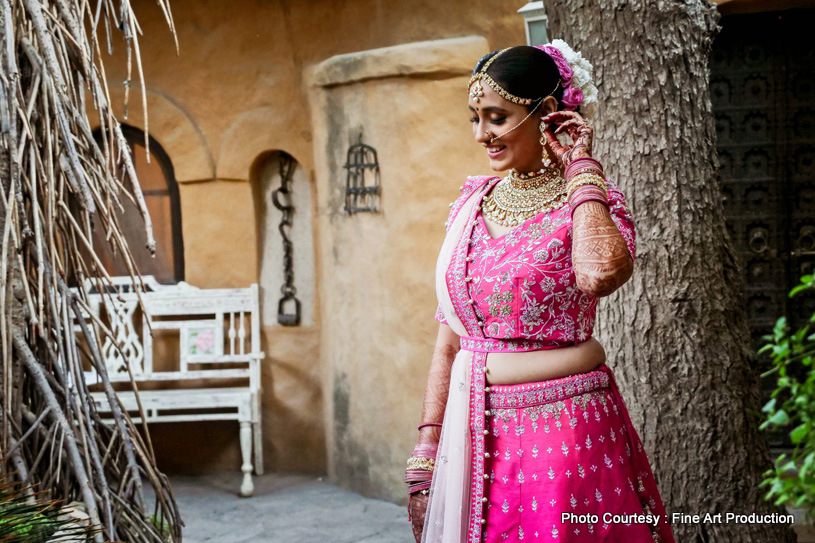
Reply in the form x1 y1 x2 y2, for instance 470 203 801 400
565 157 604 179
417 422 443 431
569 185 609 217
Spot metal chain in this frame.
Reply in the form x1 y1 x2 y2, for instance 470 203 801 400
271 154 301 325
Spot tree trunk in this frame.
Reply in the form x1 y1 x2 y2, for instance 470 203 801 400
542 1 798 541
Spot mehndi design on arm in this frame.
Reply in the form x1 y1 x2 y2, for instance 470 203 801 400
571 201 633 297
419 343 458 443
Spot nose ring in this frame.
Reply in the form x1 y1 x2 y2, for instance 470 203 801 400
485 130 497 144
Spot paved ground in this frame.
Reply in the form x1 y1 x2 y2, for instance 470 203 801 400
169 473 411 543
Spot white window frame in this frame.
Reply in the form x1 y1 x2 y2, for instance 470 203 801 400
517 1 549 46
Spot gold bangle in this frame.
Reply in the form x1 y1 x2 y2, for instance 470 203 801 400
406 457 435 471
569 167 604 179
566 172 607 196
566 172 606 190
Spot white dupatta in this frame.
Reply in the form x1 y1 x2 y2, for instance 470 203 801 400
422 180 492 543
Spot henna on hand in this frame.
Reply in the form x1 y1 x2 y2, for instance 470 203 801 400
410 491 429 542
571 201 634 297
541 111 594 167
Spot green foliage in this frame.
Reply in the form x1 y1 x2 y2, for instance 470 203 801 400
0 478 95 543
759 274 815 520
150 514 172 543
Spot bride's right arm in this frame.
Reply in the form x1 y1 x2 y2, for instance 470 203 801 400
417 323 460 444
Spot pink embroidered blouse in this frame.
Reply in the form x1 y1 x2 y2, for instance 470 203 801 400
436 175 635 349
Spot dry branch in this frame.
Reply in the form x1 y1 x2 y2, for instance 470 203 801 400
0 0 181 541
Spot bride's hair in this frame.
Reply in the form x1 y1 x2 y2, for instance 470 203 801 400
473 46 565 112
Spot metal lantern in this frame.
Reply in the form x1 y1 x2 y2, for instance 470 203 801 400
344 135 381 214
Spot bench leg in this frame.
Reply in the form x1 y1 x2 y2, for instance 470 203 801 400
253 420 264 475
239 421 254 497
252 391 264 475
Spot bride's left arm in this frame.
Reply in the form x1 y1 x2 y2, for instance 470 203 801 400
541 111 636 298
571 198 634 297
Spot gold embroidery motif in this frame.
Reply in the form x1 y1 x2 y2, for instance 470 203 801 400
487 291 514 317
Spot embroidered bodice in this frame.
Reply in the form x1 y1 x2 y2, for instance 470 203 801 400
436 175 635 349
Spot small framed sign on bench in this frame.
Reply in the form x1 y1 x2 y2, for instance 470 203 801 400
77 276 264 497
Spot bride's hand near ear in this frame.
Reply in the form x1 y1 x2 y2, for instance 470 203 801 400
540 111 594 166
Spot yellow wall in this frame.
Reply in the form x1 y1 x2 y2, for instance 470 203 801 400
96 0 522 495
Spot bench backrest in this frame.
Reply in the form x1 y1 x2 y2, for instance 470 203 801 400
80 276 262 388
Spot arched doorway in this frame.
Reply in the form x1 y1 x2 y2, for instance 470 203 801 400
92 125 184 284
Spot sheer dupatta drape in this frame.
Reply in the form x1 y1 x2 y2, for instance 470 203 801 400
422 180 491 543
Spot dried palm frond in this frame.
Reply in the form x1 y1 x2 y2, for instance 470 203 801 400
0 0 181 542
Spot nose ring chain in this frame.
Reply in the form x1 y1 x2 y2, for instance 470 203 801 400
485 98 544 144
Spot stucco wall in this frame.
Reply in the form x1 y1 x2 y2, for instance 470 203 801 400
306 37 497 502
95 0 524 493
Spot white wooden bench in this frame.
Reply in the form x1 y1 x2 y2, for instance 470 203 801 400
79 276 264 497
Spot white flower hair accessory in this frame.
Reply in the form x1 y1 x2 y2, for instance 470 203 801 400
538 39 599 119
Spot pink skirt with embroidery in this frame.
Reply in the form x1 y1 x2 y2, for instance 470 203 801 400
481 367 675 543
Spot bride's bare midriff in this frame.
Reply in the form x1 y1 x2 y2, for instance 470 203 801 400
484 337 606 386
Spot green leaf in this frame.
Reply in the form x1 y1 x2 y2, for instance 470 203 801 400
800 452 815 479
762 398 777 413
774 343 791 358
794 327 810 343
768 410 790 426
791 284 811 297
773 317 789 341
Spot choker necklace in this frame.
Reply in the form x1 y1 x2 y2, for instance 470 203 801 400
515 169 546 180
481 168 567 227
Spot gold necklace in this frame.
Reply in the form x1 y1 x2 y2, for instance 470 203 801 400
481 168 567 227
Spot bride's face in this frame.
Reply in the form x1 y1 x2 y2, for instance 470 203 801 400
468 84 547 174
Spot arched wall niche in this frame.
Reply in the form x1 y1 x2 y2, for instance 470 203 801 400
92 85 215 182
250 150 317 328
219 108 315 180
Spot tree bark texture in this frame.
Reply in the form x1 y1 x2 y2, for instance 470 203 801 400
541 1 798 542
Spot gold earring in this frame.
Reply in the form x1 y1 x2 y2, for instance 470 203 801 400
539 121 552 169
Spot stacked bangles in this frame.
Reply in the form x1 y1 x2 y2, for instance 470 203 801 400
565 157 608 217
405 440 439 521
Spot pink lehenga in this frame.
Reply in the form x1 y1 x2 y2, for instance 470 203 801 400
422 176 675 543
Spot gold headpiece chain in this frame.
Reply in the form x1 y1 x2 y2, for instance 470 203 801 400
469 48 560 106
